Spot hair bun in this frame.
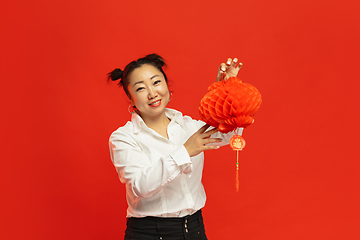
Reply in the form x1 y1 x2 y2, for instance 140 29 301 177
145 54 166 68
107 68 123 81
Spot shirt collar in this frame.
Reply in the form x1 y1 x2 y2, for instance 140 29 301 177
131 108 186 134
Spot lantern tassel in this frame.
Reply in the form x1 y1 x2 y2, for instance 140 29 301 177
236 150 239 192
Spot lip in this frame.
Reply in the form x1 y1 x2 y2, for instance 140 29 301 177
149 99 161 107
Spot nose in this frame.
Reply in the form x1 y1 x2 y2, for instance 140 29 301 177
147 86 157 100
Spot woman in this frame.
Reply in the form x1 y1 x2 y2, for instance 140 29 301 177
108 54 243 240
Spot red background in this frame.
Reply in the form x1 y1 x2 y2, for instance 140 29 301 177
1 0 360 239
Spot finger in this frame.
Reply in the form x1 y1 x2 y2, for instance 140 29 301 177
232 58 243 69
216 63 227 82
203 145 221 151
204 138 223 144
226 58 232 66
198 124 211 133
232 58 238 67
203 127 219 137
220 63 226 72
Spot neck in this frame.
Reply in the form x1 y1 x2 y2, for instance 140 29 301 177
139 111 171 138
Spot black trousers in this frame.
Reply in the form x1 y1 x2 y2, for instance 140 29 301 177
124 210 208 240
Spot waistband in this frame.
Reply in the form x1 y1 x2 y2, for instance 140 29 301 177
127 209 203 224
125 209 206 238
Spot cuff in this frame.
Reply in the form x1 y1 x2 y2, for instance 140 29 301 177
170 145 191 167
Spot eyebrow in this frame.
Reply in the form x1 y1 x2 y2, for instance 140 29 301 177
133 75 161 87
150 74 161 80
133 81 144 87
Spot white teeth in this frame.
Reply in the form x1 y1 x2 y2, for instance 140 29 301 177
150 100 160 105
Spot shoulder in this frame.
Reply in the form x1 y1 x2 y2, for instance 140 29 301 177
109 121 134 142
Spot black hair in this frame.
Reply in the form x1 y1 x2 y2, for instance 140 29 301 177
107 54 168 99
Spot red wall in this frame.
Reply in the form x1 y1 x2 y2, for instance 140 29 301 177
1 0 360 239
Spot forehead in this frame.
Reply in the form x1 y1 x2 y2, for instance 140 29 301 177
128 64 163 84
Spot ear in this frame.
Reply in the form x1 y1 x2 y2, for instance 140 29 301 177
126 94 133 105
129 98 135 107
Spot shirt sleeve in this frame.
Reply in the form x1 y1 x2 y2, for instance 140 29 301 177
109 130 191 199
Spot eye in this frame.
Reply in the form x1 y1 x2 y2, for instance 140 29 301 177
154 80 161 85
136 87 145 92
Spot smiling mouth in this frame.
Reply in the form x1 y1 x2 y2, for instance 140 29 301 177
149 99 161 107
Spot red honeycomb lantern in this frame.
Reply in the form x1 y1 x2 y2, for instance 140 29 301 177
199 76 262 134
199 76 262 191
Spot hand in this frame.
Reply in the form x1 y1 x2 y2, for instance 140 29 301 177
216 58 243 82
184 124 222 157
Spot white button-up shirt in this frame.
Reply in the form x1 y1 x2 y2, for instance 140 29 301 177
109 108 242 218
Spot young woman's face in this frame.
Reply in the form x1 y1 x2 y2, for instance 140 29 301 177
127 64 170 121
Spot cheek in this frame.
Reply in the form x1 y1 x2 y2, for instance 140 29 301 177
159 84 169 96
129 91 148 106
127 89 139 105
